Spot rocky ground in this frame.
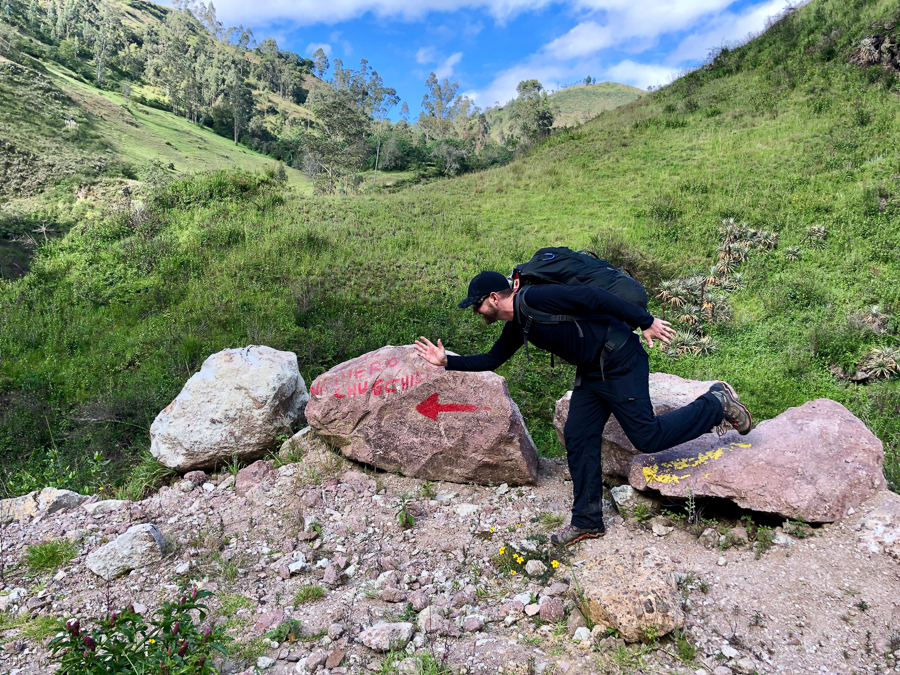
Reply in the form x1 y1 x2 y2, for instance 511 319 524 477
1 439 899 675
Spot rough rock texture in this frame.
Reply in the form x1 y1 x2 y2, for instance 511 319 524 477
305 345 538 485
85 524 166 580
849 35 900 71
554 373 727 477
235 460 273 498
358 622 414 652
83 500 129 516
858 493 900 560
610 485 661 519
149 346 308 472
579 547 685 643
629 399 887 522
1 488 88 524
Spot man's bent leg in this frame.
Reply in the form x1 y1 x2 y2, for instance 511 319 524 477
563 385 610 529
602 353 725 454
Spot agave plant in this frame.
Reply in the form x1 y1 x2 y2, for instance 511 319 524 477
731 242 751 263
784 246 803 261
677 303 702 327
863 346 900 379
807 224 827 240
704 265 722 287
656 280 677 303
722 272 745 292
692 334 718 356
719 217 739 242
755 230 778 251
715 258 736 277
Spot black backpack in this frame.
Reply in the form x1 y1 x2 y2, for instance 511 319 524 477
510 247 648 377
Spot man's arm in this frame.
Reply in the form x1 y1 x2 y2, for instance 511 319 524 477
415 322 523 372
529 286 655 330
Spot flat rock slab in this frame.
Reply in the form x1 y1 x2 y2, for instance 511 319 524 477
554 373 726 477
305 345 538 485
628 399 886 523
579 547 684 643
150 345 308 472
86 523 165 580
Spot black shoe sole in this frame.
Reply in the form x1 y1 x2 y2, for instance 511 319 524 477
551 530 605 548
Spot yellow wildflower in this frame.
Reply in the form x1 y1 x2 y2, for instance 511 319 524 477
490 526 495 532
510 570 516 575
499 546 505 555
551 560 560 569
148 639 156 644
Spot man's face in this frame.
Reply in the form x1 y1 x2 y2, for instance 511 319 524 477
473 294 500 325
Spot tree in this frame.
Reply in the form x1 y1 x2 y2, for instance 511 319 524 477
584 75 592 85
225 65 253 143
89 0 120 84
312 47 329 79
421 72 459 140
370 78 399 186
301 86 370 194
511 79 555 148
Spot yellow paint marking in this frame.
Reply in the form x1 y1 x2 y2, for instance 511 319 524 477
642 443 751 485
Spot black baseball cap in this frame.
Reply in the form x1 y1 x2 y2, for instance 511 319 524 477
457 271 510 309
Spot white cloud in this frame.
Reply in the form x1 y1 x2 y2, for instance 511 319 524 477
416 46 437 64
435 52 464 79
306 42 332 55
604 60 680 89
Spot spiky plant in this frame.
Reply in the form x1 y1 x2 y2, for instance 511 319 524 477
693 334 718 356
784 246 803 261
656 280 676 303
756 230 778 251
704 265 722 287
678 304 702 327
731 242 751 263
863 346 900 379
719 218 739 242
807 224 827 240
715 258 736 277
723 272 745 292
667 282 688 308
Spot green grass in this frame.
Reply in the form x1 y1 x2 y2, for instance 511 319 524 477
24 539 79 573
293 584 325 605
0 0 898 496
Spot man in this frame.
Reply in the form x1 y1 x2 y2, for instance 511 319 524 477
414 271 752 547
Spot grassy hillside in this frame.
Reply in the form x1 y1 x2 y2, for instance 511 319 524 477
483 81 644 140
1 0 899 498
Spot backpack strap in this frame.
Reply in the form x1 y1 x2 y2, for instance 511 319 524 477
515 288 586 362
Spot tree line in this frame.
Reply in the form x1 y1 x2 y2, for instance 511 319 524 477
0 0 558 193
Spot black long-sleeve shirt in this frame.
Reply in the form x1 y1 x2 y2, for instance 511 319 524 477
446 285 654 372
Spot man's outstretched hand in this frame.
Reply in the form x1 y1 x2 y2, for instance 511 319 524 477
642 318 676 349
414 336 448 367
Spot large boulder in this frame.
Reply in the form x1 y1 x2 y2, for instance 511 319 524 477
305 345 538 485
554 373 727 477
1 488 89 524
86 524 165 580
628 399 886 523
150 346 308 472
579 547 684 643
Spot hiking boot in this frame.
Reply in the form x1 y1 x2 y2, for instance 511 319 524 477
551 524 605 548
709 382 753 435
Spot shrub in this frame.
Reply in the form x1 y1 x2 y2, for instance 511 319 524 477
24 539 79 573
49 589 230 674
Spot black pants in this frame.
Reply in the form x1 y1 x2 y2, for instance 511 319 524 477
563 336 724 530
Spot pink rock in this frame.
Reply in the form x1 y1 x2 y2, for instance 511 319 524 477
500 600 524 614
278 565 291 580
409 590 429 612
252 609 285 634
183 470 207 484
628 399 887 522
540 597 564 622
235 460 272 497
524 603 541 616
323 564 341 585
305 345 538 485
555 373 728 478
462 616 484 633
382 588 407 603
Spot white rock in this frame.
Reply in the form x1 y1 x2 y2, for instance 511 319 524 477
83 500 129 515
150 346 308 471
453 503 481 517
257 655 275 670
202 482 215 492
525 560 547 576
37 488 90 514
359 622 414 652
174 562 191 575
496 484 510 495
86 524 165 580
218 475 235 490
572 626 591 642
721 645 740 659
717 556 727 566
652 521 674 537
417 606 445 633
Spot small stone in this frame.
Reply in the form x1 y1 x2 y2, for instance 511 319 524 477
539 598 564 623
572 626 591 642
547 582 569 596
786 637 800 646
256 656 275 670
462 616 484 633
717 556 727 566
651 518 674 537
732 658 755 674
184 470 208 484
712 667 733 675
325 648 345 668
567 609 587 636
177 480 195 493
359 622 415 652
525 603 541 616
174 562 191 575
496 484 510 495
328 623 345 640
453 503 481 517
720 645 739 659
408 590 428 612
202 482 215 492
525 559 547 576
382 588 407 603
307 651 328 669
417 606 445 633
278 565 291 580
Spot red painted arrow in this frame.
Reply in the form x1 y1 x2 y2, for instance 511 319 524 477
416 393 491 421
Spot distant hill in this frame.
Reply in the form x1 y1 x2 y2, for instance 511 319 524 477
481 81 644 140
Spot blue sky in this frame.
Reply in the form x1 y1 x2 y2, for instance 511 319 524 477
208 0 793 114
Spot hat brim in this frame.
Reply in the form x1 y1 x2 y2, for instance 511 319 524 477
457 297 477 309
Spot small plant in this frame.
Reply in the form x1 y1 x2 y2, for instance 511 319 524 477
538 511 564 530
640 624 660 644
673 628 697 663
754 526 774 558
861 346 900 380
396 493 416 529
420 480 437 500
49 588 230 674
293 584 325 605
750 611 766 627
631 502 652 524
697 578 710 594
24 538 80 574
267 618 304 643
856 599 870 612
784 246 803 261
